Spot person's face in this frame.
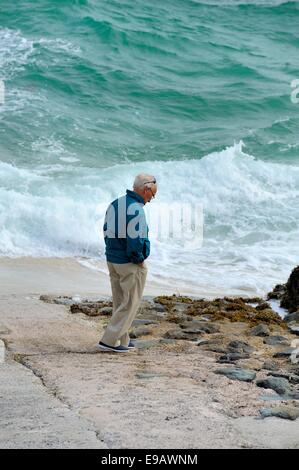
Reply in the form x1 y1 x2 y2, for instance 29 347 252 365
143 183 157 204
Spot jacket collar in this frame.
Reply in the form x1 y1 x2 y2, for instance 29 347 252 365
126 189 145 205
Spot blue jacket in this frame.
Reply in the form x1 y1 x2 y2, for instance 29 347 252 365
103 189 150 264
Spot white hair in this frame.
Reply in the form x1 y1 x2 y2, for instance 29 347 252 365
133 173 156 190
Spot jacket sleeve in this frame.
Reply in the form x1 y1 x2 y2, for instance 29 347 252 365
126 235 147 264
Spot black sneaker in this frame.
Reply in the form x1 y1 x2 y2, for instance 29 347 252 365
127 340 136 349
98 341 129 353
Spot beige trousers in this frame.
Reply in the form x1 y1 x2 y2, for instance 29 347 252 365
101 261 148 347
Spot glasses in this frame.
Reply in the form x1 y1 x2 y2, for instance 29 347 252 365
149 187 155 199
144 180 156 200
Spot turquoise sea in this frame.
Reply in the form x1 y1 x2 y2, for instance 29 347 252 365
1 0 299 295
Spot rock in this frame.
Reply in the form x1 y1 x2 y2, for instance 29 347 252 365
200 324 220 334
196 338 228 353
262 361 279 372
165 311 190 324
75 306 101 317
268 372 299 385
197 339 223 347
256 377 291 395
252 309 284 326
280 266 299 312
255 302 271 311
284 312 299 323
198 315 215 322
173 303 190 314
196 339 216 346
152 304 167 313
263 336 289 346
182 328 205 334
132 319 159 326
40 294 76 305
244 297 265 304
99 307 113 316
179 296 284 326
236 359 263 371
259 406 299 420
39 294 56 303
200 306 221 316
204 346 228 354
70 301 113 316
180 321 219 334
163 329 199 340
249 324 270 337
217 353 250 364
273 348 296 358
228 340 254 354
69 304 80 314
159 339 177 345
139 310 165 322
267 284 287 301
153 295 193 311
215 368 256 382
131 326 154 339
134 340 159 349
289 325 299 336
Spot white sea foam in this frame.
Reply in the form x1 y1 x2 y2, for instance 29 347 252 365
0 29 81 79
31 137 80 163
36 38 82 56
0 142 299 296
268 299 288 318
0 29 34 79
59 157 81 163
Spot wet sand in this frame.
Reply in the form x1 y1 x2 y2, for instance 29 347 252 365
0 256 204 297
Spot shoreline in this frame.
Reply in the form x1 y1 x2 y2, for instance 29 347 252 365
0 256 165 297
0 255 269 300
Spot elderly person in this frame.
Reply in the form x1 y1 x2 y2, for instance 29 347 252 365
99 174 157 353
